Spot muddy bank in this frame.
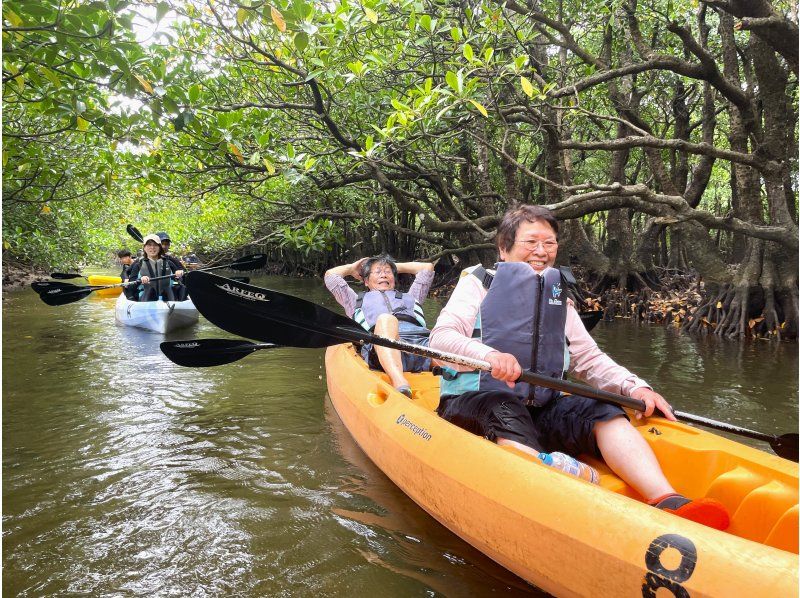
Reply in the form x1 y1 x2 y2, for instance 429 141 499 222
2 262 48 292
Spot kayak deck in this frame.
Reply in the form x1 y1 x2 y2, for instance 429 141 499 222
114 294 199 334
402 362 798 553
88 275 122 297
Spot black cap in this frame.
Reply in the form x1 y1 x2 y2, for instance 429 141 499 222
156 232 171 242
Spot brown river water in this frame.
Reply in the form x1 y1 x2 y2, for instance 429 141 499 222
3 274 798 596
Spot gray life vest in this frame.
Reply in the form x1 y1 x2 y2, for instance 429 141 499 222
439 262 568 406
136 257 175 301
352 289 426 331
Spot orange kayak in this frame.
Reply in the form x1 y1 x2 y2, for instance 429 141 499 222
325 343 798 596
87 275 122 297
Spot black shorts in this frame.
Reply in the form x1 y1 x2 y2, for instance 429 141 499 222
436 390 627 457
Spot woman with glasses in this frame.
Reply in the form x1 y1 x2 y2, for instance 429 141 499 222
325 254 434 398
429 204 729 530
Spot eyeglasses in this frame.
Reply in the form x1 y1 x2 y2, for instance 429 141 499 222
369 268 394 277
514 239 558 252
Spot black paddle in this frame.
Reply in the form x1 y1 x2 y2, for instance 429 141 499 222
160 338 279 367
49 272 90 280
33 255 267 306
126 224 144 243
578 310 602 332
183 270 799 461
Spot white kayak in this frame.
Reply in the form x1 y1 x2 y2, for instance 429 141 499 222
114 294 199 334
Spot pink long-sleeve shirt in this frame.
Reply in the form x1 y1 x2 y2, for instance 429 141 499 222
324 269 435 318
429 266 651 397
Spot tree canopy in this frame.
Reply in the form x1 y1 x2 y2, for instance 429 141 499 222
3 0 797 337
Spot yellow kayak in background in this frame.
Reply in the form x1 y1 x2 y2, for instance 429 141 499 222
87 275 122 297
325 343 798 597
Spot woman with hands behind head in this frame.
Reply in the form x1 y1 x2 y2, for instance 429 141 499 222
325 254 434 398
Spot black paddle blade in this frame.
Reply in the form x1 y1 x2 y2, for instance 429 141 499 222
49 272 84 280
160 338 278 367
31 280 82 295
229 253 267 271
772 433 799 462
184 271 368 347
37 285 95 306
579 310 603 332
126 224 144 243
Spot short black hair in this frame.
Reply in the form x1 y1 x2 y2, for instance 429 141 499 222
359 254 398 281
117 249 132 258
495 205 559 252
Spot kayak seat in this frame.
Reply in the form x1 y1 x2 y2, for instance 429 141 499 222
729 480 798 548
705 466 798 550
765 505 798 553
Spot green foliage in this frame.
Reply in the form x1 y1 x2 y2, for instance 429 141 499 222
279 220 345 256
2 0 797 275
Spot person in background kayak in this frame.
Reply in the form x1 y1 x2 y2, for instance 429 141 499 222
325 255 434 398
429 204 730 530
117 249 137 300
127 234 184 302
117 249 134 280
156 232 188 300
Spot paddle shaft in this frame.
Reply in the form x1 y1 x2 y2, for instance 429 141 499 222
345 330 646 410
338 327 790 445
55 258 262 297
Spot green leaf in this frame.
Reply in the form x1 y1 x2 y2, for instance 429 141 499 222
450 27 461 42
156 2 170 22
463 43 474 62
163 96 179 113
263 157 276 174
4 8 22 27
286 143 295 159
294 31 309 51
304 156 317 170
236 7 248 25
445 71 459 93
365 135 374 151
364 6 378 24
484 47 494 62
40 67 62 89
76 116 89 131
419 14 431 31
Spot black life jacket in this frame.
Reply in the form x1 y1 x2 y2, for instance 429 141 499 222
439 263 568 406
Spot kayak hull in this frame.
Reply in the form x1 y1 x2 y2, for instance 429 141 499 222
114 294 199 334
88 275 122 297
325 343 798 597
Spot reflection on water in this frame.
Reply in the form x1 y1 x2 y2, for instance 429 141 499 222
3 275 797 596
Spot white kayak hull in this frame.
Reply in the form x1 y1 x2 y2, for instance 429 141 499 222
114 294 199 334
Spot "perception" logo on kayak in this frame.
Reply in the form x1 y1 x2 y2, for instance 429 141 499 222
396 414 432 441
216 283 270 302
